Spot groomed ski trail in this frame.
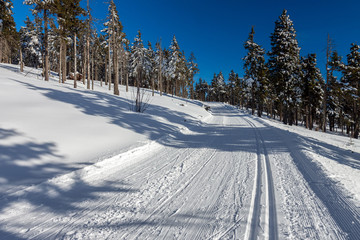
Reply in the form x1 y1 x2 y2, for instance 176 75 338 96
0 103 357 239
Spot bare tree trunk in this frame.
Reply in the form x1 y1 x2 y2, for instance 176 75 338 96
20 47 24 72
159 49 163 96
61 39 67 83
74 33 77 88
112 16 119 95
91 51 94 90
323 34 332 132
44 8 49 81
152 75 155 96
0 38 3 63
108 42 111 91
59 42 62 83
126 72 129 92
86 35 90 89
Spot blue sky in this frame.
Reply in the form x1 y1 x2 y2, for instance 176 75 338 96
12 0 360 83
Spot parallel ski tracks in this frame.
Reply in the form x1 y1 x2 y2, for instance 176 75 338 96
243 116 278 240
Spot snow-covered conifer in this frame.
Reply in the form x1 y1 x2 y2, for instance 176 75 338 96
268 9 301 125
243 26 268 117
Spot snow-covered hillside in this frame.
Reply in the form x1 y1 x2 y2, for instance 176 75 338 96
0 64 359 239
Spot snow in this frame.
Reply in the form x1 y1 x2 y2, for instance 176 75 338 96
0 63 359 239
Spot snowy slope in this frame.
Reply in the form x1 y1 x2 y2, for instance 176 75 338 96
0 64 359 239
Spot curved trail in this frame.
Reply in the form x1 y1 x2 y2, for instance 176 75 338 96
0 103 356 239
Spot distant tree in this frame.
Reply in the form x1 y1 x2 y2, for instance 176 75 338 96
155 40 164 95
187 52 199 99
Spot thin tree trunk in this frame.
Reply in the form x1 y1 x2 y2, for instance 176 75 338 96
61 39 66 83
20 47 24 72
105 57 108 85
74 33 77 88
91 51 94 90
86 34 90 89
126 72 129 92
108 42 111 91
44 8 49 81
59 42 62 83
323 34 331 132
0 38 3 63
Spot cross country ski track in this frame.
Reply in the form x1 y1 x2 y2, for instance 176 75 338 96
0 103 359 239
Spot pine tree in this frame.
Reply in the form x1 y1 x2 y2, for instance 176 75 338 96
300 54 323 130
130 30 151 112
187 52 199 99
20 16 42 69
168 35 186 96
227 70 237 106
102 0 123 94
0 0 17 63
155 40 163 96
53 0 84 84
327 51 343 132
243 26 268 117
24 0 55 81
268 9 301 125
341 43 360 138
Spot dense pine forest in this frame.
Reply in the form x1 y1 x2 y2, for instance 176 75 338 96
1 0 360 139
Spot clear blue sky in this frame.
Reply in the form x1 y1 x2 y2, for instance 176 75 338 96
12 0 360 83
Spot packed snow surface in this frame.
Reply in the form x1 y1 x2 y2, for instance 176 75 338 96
0 63 359 239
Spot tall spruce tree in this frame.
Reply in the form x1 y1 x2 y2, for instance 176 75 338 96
268 9 301 125
243 26 268 117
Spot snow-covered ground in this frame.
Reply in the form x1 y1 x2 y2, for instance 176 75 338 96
0 63 359 239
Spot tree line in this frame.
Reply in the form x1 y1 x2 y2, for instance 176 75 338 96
0 2 359 138
194 10 360 139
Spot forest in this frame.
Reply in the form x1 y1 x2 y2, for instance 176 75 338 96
1 0 360 138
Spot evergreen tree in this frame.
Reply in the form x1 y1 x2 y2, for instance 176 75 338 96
53 0 84 84
327 51 343 132
24 0 55 81
102 0 123 94
300 54 323 130
227 70 237 106
341 43 360 138
19 16 42 68
0 0 17 63
155 40 164 95
130 30 150 112
268 9 301 125
243 26 268 117
187 52 199 99
168 35 186 96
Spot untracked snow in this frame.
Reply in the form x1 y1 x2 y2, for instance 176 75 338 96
0 63 359 239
